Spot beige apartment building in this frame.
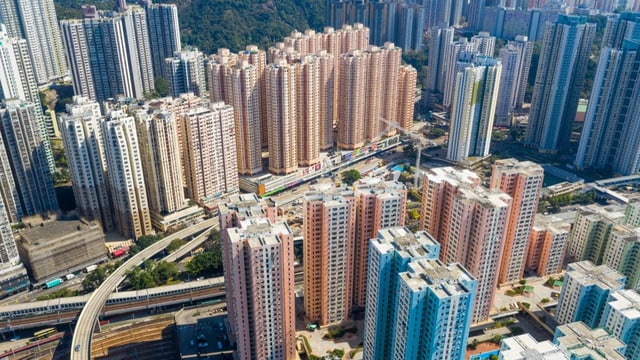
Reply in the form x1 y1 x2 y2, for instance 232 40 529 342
295 56 321 167
266 59 298 174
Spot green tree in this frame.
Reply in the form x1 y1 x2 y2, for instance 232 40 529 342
151 261 179 284
82 267 107 291
167 239 186 254
127 267 156 290
130 234 163 255
155 77 170 97
341 169 361 185
186 250 223 277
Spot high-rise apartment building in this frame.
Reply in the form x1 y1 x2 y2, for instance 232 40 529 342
364 226 455 360
0 126 20 223
442 40 478 108
143 1 181 79
165 49 207 98
419 167 511 322
623 199 640 227
266 59 298 174
239 46 268 149
133 108 185 217
600 290 640 360
59 97 113 231
467 0 487 31
0 27 55 172
218 193 277 336
554 322 626 360
426 26 455 95
61 4 154 102
0 100 58 219
490 159 543 284
389 259 476 360
525 15 595 153
495 36 533 127
526 214 570 277
575 13 640 176
603 225 640 291
223 218 296 360
556 261 626 328
470 32 496 57
447 56 501 162
0 194 29 297
317 50 337 150
353 179 407 307
101 109 153 239
0 0 67 84
181 102 238 206
208 50 263 175
338 50 368 150
567 207 618 264
397 65 417 131
303 186 356 325
295 56 321 167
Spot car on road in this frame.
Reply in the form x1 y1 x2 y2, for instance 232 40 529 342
75 344 81 352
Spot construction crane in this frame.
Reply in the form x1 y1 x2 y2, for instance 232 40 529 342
378 118 434 188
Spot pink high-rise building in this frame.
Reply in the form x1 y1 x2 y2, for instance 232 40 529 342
353 179 407 307
303 186 356 325
223 217 296 360
527 214 570 277
490 159 544 284
420 167 511 322
397 65 418 131
295 56 321 167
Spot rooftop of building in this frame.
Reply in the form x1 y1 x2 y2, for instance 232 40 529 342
303 186 355 203
456 186 511 209
400 259 476 299
18 216 102 247
575 203 627 224
354 178 406 195
426 166 480 188
500 334 569 360
375 226 440 259
493 158 544 174
555 322 626 360
227 218 291 248
607 290 640 320
566 261 626 291
532 213 572 234
219 193 275 218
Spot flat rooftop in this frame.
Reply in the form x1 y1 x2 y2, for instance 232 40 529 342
566 261 626 291
400 259 476 299
175 306 233 359
376 226 440 259
555 322 626 360
500 334 568 360
19 218 101 246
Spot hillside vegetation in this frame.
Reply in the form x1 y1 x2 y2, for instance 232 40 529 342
55 0 326 53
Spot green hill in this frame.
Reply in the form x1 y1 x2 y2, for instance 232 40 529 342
55 0 326 54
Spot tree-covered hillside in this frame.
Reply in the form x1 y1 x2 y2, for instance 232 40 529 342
55 0 326 54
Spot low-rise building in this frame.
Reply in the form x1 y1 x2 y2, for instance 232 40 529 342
554 322 626 360
16 217 106 283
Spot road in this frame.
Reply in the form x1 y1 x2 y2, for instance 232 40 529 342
70 217 218 360
161 224 217 263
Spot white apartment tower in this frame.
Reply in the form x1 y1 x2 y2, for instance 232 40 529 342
495 36 533 127
143 2 181 79
0 100 58 218
61 5 154 102
59 97 113 231
101 110 153 239
447 57 501 162
0 0 67 84
165 49 207 98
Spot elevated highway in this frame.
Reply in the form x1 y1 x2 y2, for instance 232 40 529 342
70 218 217 360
